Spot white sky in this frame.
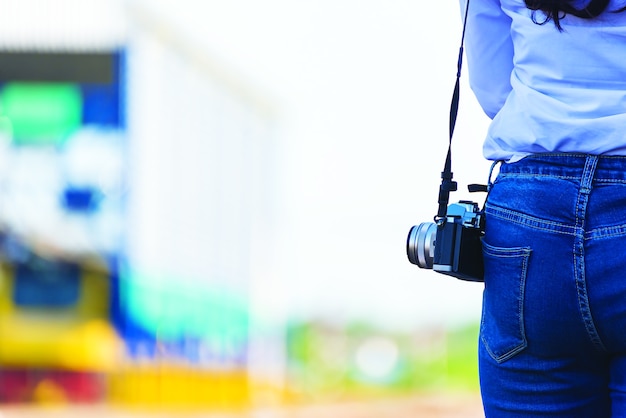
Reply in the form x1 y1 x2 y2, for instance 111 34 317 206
139 0 493 330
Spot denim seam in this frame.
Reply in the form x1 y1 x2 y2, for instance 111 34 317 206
485 204 576 236
573 156 607 353
593 178 626 184
586 224 626 240
498 174 580 180
499 174 626 184
482 244 532 257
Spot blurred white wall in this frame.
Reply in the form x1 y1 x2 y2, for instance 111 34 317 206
132 0 492 330
0 0 126 49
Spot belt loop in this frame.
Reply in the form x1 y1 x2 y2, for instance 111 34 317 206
580 155 599 195
487 160 503 194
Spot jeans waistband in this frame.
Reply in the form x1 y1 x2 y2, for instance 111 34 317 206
499 153 626 182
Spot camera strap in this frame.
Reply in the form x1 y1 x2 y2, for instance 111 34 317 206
436 0 472 222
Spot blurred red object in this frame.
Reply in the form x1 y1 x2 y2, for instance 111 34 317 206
0 369 105 403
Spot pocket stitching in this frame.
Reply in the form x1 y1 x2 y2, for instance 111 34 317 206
480 243 532 363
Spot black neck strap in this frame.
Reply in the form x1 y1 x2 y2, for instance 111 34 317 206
436 0 471 221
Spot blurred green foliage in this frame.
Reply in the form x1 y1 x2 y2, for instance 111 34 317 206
286 320 479 401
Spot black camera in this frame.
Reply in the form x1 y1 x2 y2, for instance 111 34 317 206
407 201 484 282
407 0 487 282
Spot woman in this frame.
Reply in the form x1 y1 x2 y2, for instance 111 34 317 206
462 0 626 416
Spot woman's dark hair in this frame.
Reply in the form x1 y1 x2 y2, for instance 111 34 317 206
525 0 626 30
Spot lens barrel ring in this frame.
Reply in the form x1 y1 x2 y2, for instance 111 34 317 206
406 222 437 269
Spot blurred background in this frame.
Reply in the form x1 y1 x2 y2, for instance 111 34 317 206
0 0 491 415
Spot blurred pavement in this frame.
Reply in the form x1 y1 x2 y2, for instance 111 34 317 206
0 394 484 418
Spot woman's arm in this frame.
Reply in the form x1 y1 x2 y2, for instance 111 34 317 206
460 0 514 119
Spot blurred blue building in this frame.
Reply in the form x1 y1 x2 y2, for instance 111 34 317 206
0 0 284 406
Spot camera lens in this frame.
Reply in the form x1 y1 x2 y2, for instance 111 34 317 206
406 222 437 269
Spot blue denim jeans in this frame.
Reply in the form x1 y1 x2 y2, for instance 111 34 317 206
480 154 626 417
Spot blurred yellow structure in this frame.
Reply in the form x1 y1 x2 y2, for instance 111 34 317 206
0 263 122 372
0 256 122 402
108 366 250 409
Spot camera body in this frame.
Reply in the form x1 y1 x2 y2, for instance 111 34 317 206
407 201 484 282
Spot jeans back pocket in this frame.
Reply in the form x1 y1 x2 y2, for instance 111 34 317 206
481 240 532 363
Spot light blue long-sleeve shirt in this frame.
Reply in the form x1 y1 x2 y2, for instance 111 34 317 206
461 0 626 161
